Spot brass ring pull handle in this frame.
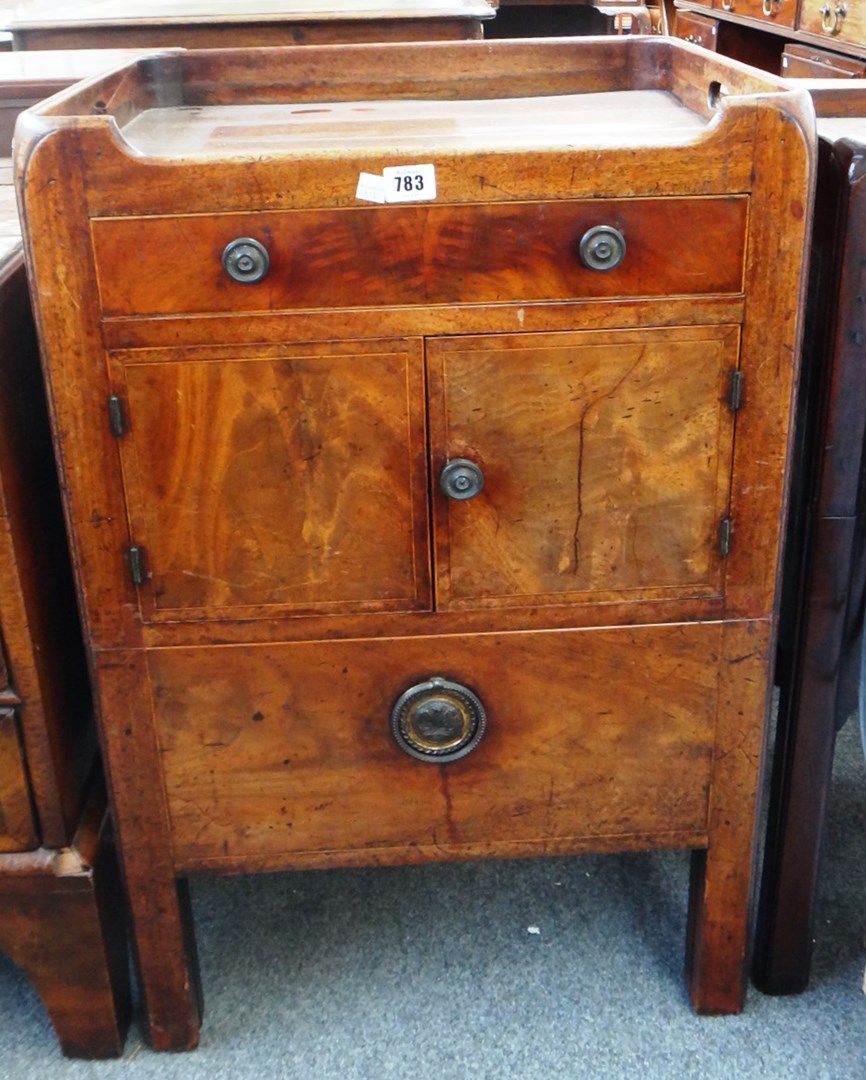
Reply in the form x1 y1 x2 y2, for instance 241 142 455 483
391 677 487 763
578 225 626 272
820 2 846 34
761 0 779 16
440 458 484 500
222 237 269 284
721 0 734 11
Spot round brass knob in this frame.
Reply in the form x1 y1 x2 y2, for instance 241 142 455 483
440 459 484 501
222 237 269 284
578 225 626 272
391 677 487 763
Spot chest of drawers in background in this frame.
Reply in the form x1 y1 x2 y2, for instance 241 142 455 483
674 1 866 76
15 38 814 1049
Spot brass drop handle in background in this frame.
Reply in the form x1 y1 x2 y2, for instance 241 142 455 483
222 237 270 283
721 0 734 10
391 677 487 763
440 458 484 501
762 0 780 17
578 225 626 272
820 2 847 34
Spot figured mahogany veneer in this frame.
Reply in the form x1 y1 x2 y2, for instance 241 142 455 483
15 39 814 1049
92 198 748 316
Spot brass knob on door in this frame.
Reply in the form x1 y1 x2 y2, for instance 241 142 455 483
440 459 484 500
578 225 626 271
222 237 269 283
391 677 487 763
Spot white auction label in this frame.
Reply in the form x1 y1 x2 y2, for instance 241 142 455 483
355 171 387 204
383 164 437 203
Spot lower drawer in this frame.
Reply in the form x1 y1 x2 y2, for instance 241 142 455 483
781 43 866 79
675 11 719 51
151 622 726 872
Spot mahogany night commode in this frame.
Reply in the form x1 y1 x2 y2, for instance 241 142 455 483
14 38 815 1049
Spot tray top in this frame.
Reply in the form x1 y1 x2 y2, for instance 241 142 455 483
121 89 707 158
8 0 496 28
14 39 815 185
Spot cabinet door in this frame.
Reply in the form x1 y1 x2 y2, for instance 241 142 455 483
428 326 739 610
112 339 431 620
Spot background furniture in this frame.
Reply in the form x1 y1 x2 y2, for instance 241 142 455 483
7 0 495 49
752 81 866 996
673 1 866 76
0 194 130 1059
0 51 135 1058
16 38 813 1049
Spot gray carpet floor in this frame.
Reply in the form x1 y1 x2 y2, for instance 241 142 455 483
1 721 864 1079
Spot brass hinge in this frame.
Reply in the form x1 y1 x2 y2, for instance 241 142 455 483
718 517 733 557
108 394 127 437
127 545 147 587
728 370 744 412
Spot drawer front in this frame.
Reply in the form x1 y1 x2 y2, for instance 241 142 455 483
152 622 721 870
0 706 38 852
781 42 866 78
676 11 720 49
799 0 866 45
715 0 796 27
91 197 749 319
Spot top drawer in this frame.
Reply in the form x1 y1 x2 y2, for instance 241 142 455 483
91 197 748 318
799 0 866 47
715 0 796 28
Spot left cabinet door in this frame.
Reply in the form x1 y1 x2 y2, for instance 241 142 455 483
110 338 431 621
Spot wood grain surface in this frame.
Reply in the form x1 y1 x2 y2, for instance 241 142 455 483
15 38 815 1042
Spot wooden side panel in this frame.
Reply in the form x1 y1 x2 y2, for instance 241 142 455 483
724 98 814 620
115 339 430 618
0 254 94 847
428 326 738 609
90 198 748 318
0 706 37 851
152 622 721 871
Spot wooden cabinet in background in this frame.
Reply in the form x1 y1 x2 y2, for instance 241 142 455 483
781 42 866 78
753 86 866 997
0 51 137 1060
15 38 814 1050
675 0 866 74
0 239 130 1058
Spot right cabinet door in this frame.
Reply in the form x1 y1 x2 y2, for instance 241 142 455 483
428 326 740 611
